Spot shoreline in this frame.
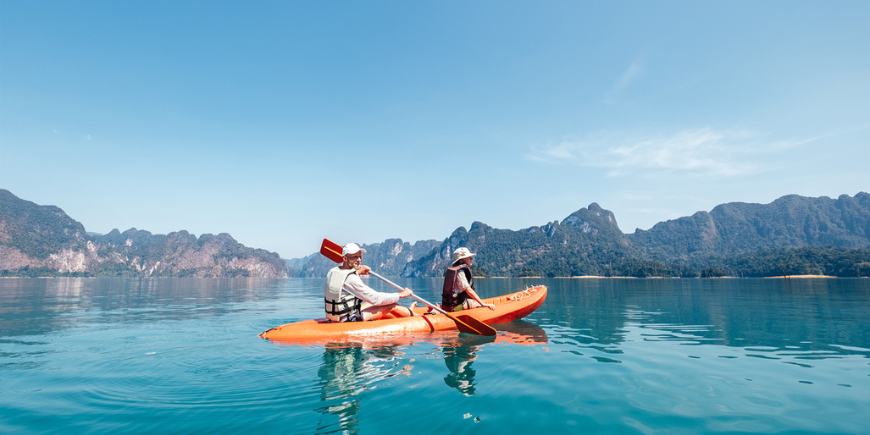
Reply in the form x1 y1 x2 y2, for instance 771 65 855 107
476 275 850 279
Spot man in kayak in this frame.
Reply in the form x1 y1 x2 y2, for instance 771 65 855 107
324 242 417 322
442 247 496 312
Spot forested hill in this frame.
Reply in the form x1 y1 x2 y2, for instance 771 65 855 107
291 193 870 278
632 193 870 260
0 189 289 277
401 203 635 278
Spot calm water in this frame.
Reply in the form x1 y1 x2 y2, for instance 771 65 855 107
1 277 868 434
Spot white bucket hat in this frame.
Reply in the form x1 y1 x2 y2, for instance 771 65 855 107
342 243 367 256
452 247 476 264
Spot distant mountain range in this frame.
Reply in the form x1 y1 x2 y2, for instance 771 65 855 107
0 189 289 277
3 189 868 278
290 192 870 278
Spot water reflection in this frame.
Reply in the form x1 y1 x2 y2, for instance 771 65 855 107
0 278 289 338
315 342 410 435
441 334 495 396
311 322 548 433
532 278 870 364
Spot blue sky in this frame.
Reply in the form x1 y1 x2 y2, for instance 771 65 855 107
2 1 868 259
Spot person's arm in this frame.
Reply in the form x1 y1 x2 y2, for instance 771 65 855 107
344 273 411 305
457 273 494 310
464 287 496 310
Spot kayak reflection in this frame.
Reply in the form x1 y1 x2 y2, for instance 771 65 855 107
311 321 548 432
493 319 549 344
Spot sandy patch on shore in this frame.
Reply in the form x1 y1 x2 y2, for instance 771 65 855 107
764 274 836 279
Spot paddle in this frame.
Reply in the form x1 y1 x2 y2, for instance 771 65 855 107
320 237 344 261
319 238 497 336
367 271 496 336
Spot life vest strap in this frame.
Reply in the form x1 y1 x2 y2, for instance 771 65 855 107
324 297 361 316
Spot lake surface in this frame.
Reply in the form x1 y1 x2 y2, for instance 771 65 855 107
1 277 868 434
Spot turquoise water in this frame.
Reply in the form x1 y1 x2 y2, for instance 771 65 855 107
1 277 868 434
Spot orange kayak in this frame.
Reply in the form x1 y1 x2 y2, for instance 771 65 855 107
259 285 547 343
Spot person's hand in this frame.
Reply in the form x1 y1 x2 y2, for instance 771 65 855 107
357 265 371 275
399 288 413 298
485 303 496 310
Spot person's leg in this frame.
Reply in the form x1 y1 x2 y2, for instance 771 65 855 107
463 298 482 309
361 302 416 320
390 301 417 317
361 303 395 320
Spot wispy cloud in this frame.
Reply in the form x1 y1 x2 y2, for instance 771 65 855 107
527 128 814 178
604 58 644 105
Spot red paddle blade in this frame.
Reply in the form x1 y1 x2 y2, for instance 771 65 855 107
454 314 497 336
320 238 343 263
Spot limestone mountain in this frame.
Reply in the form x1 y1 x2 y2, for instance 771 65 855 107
290 192 870 278
7 188 868 278
289 238 440 278
0 189 289 278
402 203 635 278
631 193 870 263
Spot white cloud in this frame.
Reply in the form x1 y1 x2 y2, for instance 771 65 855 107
528 128 814 178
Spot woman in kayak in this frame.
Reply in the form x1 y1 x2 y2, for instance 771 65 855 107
324 243 417 322
442 247 496 312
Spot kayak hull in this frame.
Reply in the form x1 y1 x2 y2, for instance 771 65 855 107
259 285 547 343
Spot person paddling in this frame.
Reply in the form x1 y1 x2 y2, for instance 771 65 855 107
324 243 417 322
442 247 495 312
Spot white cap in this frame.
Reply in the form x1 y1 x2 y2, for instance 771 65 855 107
342 243 367 256
452 247 476 263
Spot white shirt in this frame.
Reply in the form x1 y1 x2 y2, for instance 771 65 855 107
453 269 471 296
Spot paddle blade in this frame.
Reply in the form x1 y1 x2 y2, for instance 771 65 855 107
320 238 343 263
454 314 497 336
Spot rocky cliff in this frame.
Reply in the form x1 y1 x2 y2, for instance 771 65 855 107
7 188 868 278
289 192 870 278
631 193 870 261
400 203 637 277
0 189 290 278
290 238 440 278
